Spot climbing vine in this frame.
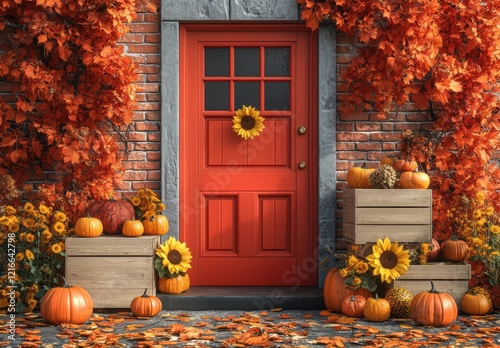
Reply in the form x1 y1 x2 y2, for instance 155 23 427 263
0 1 155 220
299 0 500 297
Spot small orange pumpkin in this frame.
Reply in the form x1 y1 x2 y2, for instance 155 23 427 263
364 294 391 322
380 156 396 167
461 292 490 316
394 159 418 172
74 215 103 238
440 237 469 261
143 214 169 235
130 289 162 317
399 171 430 189
158 274 190 294
427 238 441 261
346 164 376 189
122 219 144 237
409 280 458 327
40 278 93 325
342 295 366 318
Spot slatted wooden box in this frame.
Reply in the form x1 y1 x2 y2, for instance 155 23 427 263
343 189 432 244
65 235 160 308
394 263 471 305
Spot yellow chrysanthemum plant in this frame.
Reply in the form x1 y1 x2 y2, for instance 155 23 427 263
154 236 192 279
366 237 411 284
0 202 70 313
232 105 265 140
128 188 166 220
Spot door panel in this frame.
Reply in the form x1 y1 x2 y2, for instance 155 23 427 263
180 24 317 286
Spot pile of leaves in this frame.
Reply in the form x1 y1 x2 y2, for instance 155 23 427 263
1 309 499 347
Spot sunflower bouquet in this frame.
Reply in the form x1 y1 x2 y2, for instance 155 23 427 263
154 236 192 279
327 237 411 293
0 203 70 313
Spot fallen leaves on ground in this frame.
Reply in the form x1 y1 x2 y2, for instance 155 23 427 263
0 310 498 347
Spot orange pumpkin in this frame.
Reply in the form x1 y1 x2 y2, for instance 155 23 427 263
143 214 169 235
323 268 371 313
130 289 162 317
74 216 103 238
440 237 469 261
380 156 396 167
158 274 190 294
399 171 430 189
122 219 144 237
364 294 391 322
394 159 418 172
40 278 93 325
346 165 376 189
427 238 441 261
342 295 366 317
461 292 490 316
409 280 458 327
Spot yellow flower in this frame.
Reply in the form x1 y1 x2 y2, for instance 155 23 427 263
25 250 34 260
148 203 157 212
339 268 349 278
491 225 500 234
24 202 35 213
5 206 16 215
15 252 24 261
473 209 482 219
158 203 166 212
53 211 67 222
352 277 361 286
53 222 66 234
39 204 51 215
131 197 141 206
232 105 265 140
156 236 192 275
8 222 20 233
347 255 357 267
25 233 35 243
366 237 410 283
354 261 369 274
51 244 62 254
42 230 53 243
19 232 26 241
486 207 494 216
23 218 36 230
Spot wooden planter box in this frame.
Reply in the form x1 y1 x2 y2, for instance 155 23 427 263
394 263 471 305
343 189 432 244
65 235 160 308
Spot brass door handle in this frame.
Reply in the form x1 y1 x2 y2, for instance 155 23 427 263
297 126 307 135
298 161 306 170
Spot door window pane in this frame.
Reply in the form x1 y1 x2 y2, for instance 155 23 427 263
205 81 230 110
235 48 260 77
205 48 229 77
265 82 289 110
265 48 290 77
235 82 260 109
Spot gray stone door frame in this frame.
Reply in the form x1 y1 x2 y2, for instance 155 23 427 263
160 0 336 286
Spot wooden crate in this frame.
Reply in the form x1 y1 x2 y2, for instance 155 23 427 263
343 189 432 244
65 235 160 308
394 263 471 305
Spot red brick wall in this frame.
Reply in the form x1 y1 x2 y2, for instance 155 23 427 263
117 3 162 198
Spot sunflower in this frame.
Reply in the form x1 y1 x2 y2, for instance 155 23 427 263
51 244 62 254
232 105 265 140
53 221 66 234
366 236 410 283
155 236 192 276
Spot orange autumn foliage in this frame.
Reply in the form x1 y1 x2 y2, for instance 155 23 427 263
299 0 500 297
0 1 156 220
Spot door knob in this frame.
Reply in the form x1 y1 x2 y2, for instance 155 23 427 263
297 126 307 135
298 161 306 170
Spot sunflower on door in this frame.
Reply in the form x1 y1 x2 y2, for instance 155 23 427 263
232 105 265 140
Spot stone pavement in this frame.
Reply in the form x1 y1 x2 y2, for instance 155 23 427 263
2 308 500 347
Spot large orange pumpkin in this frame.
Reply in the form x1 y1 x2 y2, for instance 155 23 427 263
87 199 135 235
323 268 371 313
409 280 458 327
399 171 430 189
143 214 169 235
40 279 93 325
346 165 376 189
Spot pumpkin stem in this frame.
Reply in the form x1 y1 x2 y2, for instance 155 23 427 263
62 276 72 288
374 293 379 300
429 280 439 293
141 288 149 297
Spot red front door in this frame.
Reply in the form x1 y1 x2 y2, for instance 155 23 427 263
180 24 318 286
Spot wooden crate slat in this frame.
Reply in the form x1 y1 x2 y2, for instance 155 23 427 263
394 279 469 306
66 235 160 256
346 189 432 207
345 225 431 244
399 263 471 280
355 208 431 224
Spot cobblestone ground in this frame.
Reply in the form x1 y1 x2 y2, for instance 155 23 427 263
1 309 500 347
